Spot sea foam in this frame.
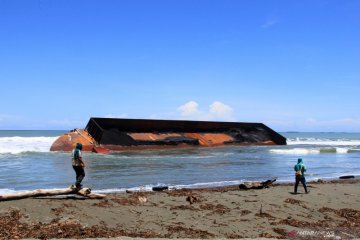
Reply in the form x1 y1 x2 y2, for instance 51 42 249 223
287 138 360 146
270 148 320 155
0 188 17 194
0 136 57 154
270 147 351 155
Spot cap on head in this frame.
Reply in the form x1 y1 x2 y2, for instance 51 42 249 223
298 158 303 163
76 143 83 150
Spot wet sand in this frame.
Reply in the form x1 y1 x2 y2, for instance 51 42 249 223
1 179 360 239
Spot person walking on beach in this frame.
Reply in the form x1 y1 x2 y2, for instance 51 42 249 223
72 143 85 188
294 158 309 194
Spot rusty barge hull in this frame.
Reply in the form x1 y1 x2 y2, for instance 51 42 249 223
50 118 286 152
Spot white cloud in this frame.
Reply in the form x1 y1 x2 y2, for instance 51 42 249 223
177 101 201 117
209 101 235 121
177 101 235 122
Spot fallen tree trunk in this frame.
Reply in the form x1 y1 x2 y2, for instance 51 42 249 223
0 187 106 201
239 178 277 190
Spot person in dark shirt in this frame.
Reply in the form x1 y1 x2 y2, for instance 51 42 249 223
72 143 85 188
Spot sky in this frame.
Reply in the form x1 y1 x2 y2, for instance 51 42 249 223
0 0 359 132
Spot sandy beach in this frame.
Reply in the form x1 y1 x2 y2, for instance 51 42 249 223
1 179 360 239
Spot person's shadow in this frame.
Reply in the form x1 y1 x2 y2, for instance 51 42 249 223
289 192 303 195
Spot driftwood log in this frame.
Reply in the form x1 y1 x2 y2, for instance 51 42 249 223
339 175 355 179
239 178 277 190
0 187 106 201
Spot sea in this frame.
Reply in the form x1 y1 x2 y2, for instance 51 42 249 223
0 130 359 194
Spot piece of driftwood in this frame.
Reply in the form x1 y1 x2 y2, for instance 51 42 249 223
339 175 355 179
0 187 106 201
186 195 200 204
239 178 277 190
138 196 147 204
152 186 169 191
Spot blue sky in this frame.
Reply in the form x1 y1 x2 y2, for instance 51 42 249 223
0 0 359 131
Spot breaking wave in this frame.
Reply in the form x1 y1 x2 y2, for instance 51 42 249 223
287 138 360 146
0 188 17 194
270 147 353 155
270 148 320 155
0 136 58 154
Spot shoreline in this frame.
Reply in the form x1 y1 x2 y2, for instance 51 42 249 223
2 175 358 196
1 179 360 239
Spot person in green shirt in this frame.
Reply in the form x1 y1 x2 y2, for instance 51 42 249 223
294 158 309 194
72 143 85 188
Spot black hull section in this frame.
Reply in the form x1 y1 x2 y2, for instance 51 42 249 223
85 118 286 146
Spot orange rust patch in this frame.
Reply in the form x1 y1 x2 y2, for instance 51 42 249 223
128 133 182 141
261 140 276 145
50 129 95 152
51 129 277 152
185 133 234 146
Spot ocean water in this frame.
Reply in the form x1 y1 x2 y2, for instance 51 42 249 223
0 131 359 194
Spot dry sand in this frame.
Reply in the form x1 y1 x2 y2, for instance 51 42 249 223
1 179 360 239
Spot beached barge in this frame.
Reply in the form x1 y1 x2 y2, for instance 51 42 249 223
50 118 286 153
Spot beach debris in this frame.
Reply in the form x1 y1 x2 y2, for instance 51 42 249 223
284 198 309 209
272 228 288 238
152 186 169 191
319 207 360 224
239 178 277 190
186 195 200 204
0 208 163 239
129 209 141 214
244 199 258 202
339 175 355 179
258 232 276 238
284 198 303 205
138 196 147 204
170 205 198 211
51 207 65 216
166 225 215 238
166 188 194 197
255 205 276 220
92 199 114 207
199 203 231 215
111 192 150 206
0 187 106 201
240 209 252 216
255 204 275 219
